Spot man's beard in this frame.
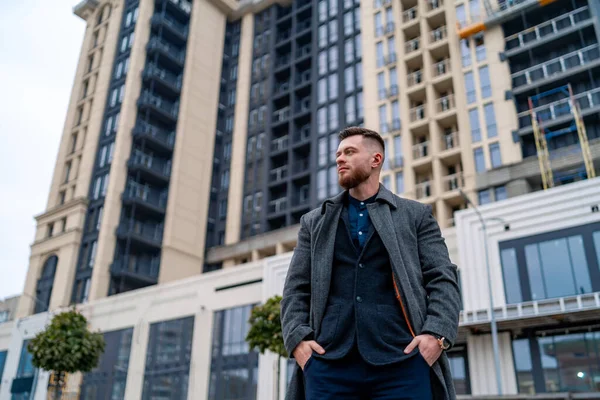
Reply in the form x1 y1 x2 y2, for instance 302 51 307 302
338 165 371 189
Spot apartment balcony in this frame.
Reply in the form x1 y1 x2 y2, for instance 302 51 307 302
116 222 164 250
275 54 292 70
409 104 427 127
511 45 600 93
110 257 158 286
385 52 398 66
429 26 448 46
277 29 292 44
294 125 311 145
441 131 460 153
272 106 291 125
269 165 288 184
296 19 311 34
296 69 311 86
296 44 312 60
504 7 592 55
416 181 433 200
402 7 418 24
516 87 600 133
295 97 311 115
432 59 451 79
122 181 167 216
158 0 192 16
150 14 188 43
412 141 430 160
274 81 291 97
405 38 421 57
138 91 179 123
271 135 289 154
442 172 464 193
127 151 171 185
407 70 424 91
142 64 182 96
374 0 393 8
435 94 456 115
426 0 443 13
132 122 175 153
146 38 185 68
268 197 288 215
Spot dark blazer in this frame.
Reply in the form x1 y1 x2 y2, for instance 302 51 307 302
281 184 461 400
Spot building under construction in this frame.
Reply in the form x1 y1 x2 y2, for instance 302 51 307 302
468 0 600 198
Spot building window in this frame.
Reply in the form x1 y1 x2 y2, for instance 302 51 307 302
329 134 338 163
319 51 328 75
382 175 391 188
35 255 58 314
357 91 364 119
318 25 327 48
64 161 72 183
345 67 355 93
328 74 338 100
319 0 327 22
456 4 466 26
469 0 480 22
475 35 486 61
318 107 327 134
494 185 507 201
474 147 485 172
329 0 338 16
81 328 133 399
374 12 383 36
218 199 228 219
318 78 327 104
464 72 476 104
376 41 384 67
16 339 35 379
395 172 404 193
391 100 400 129
345 96 356 124
0 351 6 381
88 240 97 267
448 345 471 395
355 33 362 58
484 103 497 138
355 61 363 88
59 191 66 205
329 103 339 131
48 222 55 238
221 170 230 189
489 142 502 168
143 317 195 400
208 305 258 400
379 104 388 133
344 12 353 36
329 19 338 43
329 46 338 71
96 206 103 230
460 40 471 67
318 169 327 200
329 165 338 196
479 66 491 98
319 138 328 166
377 72 386 100
478 189 491 205
469 108 481 143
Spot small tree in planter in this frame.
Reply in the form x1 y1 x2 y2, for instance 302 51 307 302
245 295 288 400
27 308 105 399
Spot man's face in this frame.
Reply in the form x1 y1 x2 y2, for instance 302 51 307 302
335 135 377 189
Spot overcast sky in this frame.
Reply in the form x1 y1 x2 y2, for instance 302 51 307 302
0 2 85 299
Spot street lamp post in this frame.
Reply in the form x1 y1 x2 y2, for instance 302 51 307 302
458 188 507 395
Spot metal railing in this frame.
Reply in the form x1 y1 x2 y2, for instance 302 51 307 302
505 7 591 50
432 59 450 77
270 165 288 182
124 182 167 209
295 125 311 143
131 150 171 177
443 172 464 191
405 38 420 54
443 131 459 150
147 38 185 64
119 220 164 243
403 7 418 23
134 121 175 148
409 105 427 122
407 70 423 87
152 14 188 37
145 64 182 89
296 19 311 33
413 141 430 159
139 91 179 118
268 197 288 213
436 94 455 113
296 97 311 113
273 106 291 123
296 44 311 58
296 70 311 85
511 45 600 88
276 54 291 68
271 135 289 152
426 0 443 12
430 26 448 43
416 181 432 199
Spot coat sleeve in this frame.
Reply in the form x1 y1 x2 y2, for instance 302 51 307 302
281 214 314 358
417 204 462 348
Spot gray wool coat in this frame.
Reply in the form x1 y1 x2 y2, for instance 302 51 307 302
281 185 461 400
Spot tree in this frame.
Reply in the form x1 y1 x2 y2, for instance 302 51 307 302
245 295 288 400
27 308 105 399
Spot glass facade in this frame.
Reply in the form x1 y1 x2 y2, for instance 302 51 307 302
447 345 471 395
209 304 259 400
80 328 133 399
0 350 6 390
142 316 195 400
500 222 600 304
34 255 57 313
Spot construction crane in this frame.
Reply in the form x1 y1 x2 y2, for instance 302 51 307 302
457 0 557 39
528 84 596 189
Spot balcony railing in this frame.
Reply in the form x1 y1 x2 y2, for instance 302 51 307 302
511 45 600 88
505 7 591 51
275 81 290 95
296 44 311 58
270 165 288 182
276 54 291 68
432 59 451 77
416 181 432 199
426 0 443 12
118 220 164 244
405 38 421 54
385 53 398 65
413 141 430 159
111 257 159 281
296 70 311 85
430 26 448 43
409 105 427 122
436 94 455 113
517 87 600 128
273 106 291 123
443 172 464 192
278 29 291 42
151 14 188 38
168 0 192 14
295 125 311 143
124 181 167 210
293 158 310 174
147 38 185 65
144 64 182 90
296 19 311 33
443 131 460 150
385 22 395 35
133 121 175 149
388 85 399 98
131 150 171 177
271 135 289 152
139 91 179 118
296 97 311 114
269 197 288 214
407 70 423 87
403 7 418 23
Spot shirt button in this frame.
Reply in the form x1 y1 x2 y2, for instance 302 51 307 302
356 296 363 302
359 213 363 217
360 202 364 205
358 231 363 235
359 263 364 268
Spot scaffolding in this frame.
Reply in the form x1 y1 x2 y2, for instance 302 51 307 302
528 84 596 189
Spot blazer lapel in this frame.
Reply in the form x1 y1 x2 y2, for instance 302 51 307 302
312 202 342 332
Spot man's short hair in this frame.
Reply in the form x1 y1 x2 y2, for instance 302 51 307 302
338 126 385 154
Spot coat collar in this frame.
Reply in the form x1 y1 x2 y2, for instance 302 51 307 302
320 183 397 214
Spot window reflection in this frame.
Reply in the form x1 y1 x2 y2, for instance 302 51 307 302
512 339 535 394
501 248 522 303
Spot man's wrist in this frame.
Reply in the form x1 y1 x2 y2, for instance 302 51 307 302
425 332 450 350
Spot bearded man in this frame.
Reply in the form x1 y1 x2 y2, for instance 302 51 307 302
281 126 461 400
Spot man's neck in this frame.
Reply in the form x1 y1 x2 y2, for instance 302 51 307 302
348 175 380 201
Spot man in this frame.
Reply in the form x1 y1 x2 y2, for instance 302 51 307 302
281 127 461 400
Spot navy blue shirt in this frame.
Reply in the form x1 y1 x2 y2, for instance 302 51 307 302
346 192 378 249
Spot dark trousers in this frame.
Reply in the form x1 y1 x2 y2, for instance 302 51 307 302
304 346 432 400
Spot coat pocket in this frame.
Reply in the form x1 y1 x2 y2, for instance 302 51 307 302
376 304 414 345
316 304 342 345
